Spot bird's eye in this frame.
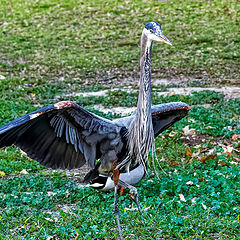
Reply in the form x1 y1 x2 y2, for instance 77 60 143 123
150 29 153 33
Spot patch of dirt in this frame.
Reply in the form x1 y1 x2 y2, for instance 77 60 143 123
83 65 240 88
181 133 240 155
55 83 240 116
64 89 110 98
181 133 234 146
44 164 92 183
43 203 80 216
94 104 136 116
61 86 240 112
156 86 240 99
83 67 198 87
2 164 91 183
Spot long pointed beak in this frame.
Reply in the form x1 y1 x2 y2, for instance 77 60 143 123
157 32 172 45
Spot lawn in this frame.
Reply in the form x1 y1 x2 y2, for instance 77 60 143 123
0 0 239 239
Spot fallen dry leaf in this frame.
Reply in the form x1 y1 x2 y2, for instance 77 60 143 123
182 125 195 136
20 169 29 175
170 161 179 167
200 154 216 164
219 161 229 167
186 147 192 156
186 181 193 185
192 150 200 158
198 178 208 183
155 148 160 154
223 146 234 156
179 194 186 202
223 140 231 146
189 118 196 123
191 197 197 203
232 134 238 141
205 126 216 129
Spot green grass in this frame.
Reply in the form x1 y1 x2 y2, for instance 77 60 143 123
0 156 239 239
0 0 240 101
0 90 239 239
0 0 240 239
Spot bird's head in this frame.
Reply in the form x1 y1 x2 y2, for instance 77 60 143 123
143 21 172 45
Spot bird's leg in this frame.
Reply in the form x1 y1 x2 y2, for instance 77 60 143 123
118 180 141 213
114 185 124 240
113 160 124 240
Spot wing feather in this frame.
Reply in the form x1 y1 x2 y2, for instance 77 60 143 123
151 102 190 137
0 101 121 169
113 102 190 137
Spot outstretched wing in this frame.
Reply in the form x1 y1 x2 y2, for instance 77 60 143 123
0 101 121 169
151 102 190 137
113 102 190 137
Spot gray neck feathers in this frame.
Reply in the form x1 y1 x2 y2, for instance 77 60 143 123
126 32 155 171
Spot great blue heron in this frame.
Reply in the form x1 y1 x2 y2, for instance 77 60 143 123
0 22 190 239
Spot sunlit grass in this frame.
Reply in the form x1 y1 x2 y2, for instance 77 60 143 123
0 0 239 239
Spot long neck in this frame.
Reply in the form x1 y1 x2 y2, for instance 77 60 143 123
127 32 155 171
139 32 152 118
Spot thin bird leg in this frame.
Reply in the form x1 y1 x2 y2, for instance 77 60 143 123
114 185 124 240
118 180 141 213
113 160 124 240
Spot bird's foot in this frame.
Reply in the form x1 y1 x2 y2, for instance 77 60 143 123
129 186 141 214
118 180 141 214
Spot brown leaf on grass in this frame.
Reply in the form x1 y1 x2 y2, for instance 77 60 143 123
219 161 230 167
155 148 160 154
232 134 238 141
223 139 231 146
170 161 179 167
200 154 216 164
186 147 192 156
223 146 234 156
182 125 195 136
198 178 208 183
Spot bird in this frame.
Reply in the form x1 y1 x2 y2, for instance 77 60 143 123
0 21 190 239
